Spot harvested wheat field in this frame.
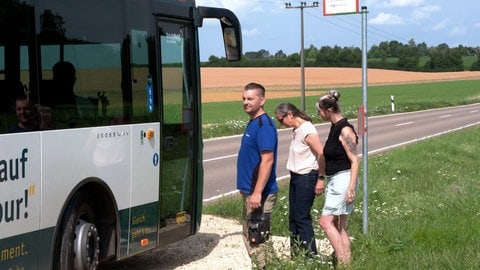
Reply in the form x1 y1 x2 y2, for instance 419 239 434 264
200 67 480 102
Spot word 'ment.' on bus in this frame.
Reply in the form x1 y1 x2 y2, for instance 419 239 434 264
0 0 241 269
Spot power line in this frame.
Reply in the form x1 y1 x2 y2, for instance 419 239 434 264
305 8 415 46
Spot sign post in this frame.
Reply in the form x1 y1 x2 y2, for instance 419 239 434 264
323 0 369 235
360 6 368 235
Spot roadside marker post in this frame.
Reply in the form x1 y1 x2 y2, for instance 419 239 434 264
391 95 395 112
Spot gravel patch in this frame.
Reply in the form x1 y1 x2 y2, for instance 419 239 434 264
102 215 250 269
103 215 334 269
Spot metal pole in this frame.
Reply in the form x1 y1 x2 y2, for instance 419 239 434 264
300 6 305 111
361 6 369 235
285 2 319 111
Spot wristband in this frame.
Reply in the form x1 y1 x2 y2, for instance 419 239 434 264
318 175 325 180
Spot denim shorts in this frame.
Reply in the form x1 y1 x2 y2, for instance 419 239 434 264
322 170 356 216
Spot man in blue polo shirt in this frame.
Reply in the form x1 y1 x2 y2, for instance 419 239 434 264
237 82 278 268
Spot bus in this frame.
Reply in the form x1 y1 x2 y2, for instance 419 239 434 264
0 0 241 269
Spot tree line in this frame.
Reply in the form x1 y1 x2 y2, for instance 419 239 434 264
203 39 480 72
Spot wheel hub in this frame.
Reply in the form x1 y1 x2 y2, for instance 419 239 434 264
74 219 100 270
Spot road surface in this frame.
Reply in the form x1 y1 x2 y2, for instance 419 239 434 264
202 103 480 202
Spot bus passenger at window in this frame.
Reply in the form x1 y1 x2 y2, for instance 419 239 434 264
36 104 54 130
52 61 78 107
7 96 37 133
51 61 97 126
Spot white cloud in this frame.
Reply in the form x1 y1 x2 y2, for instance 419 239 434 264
383 0 424 8
370 12 405 25
411 5 441 21
449 26 467 36
243 28 261 37
432 19 449 31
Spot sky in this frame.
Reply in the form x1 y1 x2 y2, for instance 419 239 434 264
196 0 480 61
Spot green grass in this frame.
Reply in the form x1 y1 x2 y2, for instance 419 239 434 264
203 126 480 269
202 79 480 138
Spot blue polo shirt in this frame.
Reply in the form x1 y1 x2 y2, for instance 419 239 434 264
237 113 278 195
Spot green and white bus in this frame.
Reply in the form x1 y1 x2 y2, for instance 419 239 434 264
0 0 241 269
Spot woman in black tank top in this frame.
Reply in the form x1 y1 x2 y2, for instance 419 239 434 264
315 90 359 266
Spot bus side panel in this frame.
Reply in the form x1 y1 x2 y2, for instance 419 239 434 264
0 133 42 269
40 126 132 230
122 123 160 256
40 124 161 260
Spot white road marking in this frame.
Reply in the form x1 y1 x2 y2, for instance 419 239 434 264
395 121 413 127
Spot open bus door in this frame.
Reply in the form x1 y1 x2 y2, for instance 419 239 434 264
154 17 198 244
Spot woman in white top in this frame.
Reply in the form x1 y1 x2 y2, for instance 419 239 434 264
275 102 325 256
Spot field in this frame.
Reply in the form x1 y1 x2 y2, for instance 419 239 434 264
200 67 480 102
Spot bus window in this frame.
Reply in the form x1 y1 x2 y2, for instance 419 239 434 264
130 29 159 124
39 43 123 128
0 6 31 134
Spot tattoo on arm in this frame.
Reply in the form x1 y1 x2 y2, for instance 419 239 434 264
342 133 357 155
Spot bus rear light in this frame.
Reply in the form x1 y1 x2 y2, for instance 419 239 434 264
140 238 149 247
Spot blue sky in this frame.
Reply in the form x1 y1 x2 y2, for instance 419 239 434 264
196 0 480 61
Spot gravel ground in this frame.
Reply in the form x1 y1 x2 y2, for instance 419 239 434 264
103 215 252 269
105 215 333 270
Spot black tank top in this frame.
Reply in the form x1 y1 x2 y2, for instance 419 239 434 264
323 118 358 176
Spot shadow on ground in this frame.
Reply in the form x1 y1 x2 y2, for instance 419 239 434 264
100 232 222 269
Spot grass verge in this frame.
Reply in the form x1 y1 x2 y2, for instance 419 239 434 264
202 79 480 138
203 125 480 269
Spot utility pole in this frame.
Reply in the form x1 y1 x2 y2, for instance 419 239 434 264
285 2 319 112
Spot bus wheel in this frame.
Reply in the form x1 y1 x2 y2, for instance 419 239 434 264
73 219 100 269
56 193 100 270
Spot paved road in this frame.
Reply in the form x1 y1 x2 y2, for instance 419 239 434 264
202 103 480 202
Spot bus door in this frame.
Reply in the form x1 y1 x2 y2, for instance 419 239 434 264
156 17 199 243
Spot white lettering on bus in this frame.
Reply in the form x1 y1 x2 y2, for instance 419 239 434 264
0 148 28 182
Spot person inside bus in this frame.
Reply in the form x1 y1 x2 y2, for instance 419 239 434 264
36 104 54 130
52 61 78 107
7 96 37 133
49 61 97 127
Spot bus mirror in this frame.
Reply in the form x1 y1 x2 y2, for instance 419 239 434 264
197 6 242 61
222 26 240 61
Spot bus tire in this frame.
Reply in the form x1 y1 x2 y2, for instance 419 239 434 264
54 192 100 270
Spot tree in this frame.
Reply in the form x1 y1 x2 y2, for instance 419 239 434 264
305 45 318 67
40 9 67 42
274 50 287 59
317 46 336 66
287 53 300 66
208 55 221 64
398 56 419 70
424 44 463 71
